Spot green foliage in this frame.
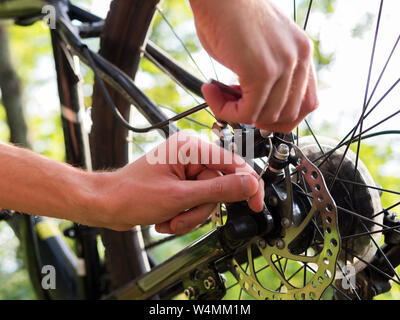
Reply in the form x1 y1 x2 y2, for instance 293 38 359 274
0 0 399 301
0 222 35 299
352 13 374 38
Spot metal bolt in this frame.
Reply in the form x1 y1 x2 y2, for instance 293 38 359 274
268 196 278 207
258 239 267 249
276 239 285 250
281 218 291 228
275 144 290 160
192 269 203 281
260 129 272 138
204 277 216 290
184 286 198 299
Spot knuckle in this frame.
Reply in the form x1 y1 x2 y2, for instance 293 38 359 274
282 50 297 69
209 180 224 197
297 36 313 59
283 112 298 123
309 100 319 112
267 112 280 124
305 95 320 113
168 184 186 204
259 62 279 80
240 110 258 124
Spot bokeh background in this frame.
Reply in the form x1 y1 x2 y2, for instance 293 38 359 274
0 0 399 299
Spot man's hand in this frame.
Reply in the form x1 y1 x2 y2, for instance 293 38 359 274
96 132 264 234
0 133 263 235
189 0 319 133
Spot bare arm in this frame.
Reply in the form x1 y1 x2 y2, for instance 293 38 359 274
0 132 264 234
0 141 98 225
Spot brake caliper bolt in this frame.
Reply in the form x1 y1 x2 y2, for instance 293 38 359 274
276 239 285 250
204 276 216 290
275 144 290 160
258 239 267 249
260 129 272 138
268 196 278 207
281 218 291 228
184 286 198 299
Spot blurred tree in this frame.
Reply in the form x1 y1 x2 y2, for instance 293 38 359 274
0 22 31 148
0 22 36 299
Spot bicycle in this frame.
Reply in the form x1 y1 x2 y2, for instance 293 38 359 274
0 0 399 300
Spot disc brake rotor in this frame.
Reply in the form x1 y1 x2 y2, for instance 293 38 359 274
214 145 341 300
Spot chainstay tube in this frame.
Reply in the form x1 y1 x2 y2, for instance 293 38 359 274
105 227 231 300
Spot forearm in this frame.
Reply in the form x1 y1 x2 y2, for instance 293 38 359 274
0 142 97 223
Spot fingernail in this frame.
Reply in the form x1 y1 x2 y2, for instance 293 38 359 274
156 225 168 234
240 174 254 197
176 221 185 233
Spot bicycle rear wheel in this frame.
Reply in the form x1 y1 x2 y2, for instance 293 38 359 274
92 0 400 300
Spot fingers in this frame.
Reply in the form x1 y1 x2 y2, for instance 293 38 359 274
155 203 217 234
255 63 318 133
156 172 265 235
181 172 264 212
247 178 265 212
202 81 270 124
175 131 253 176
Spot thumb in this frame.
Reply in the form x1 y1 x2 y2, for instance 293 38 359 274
202 83 243 123
183 173 260 207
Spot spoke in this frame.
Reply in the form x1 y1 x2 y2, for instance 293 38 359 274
372 201 400 218
306 221 355 300
226 281 240 291
275 261 304 292
276 255 285 275
304 264 353 300
314 108 400 167
208 55 219 81
364 34 400 111
322 171 400 196
156 7 208 81
362 77 400 120
303 0 313 30
296 190 400 236
353 0 384 186
293 0 297 23
338 205 400 236
341 224 400 240
158 105 212 128
361 222 400 282
337 260 362 300
318 78 400 169
309 209 361 299
345 248 400 286
303 120 356 204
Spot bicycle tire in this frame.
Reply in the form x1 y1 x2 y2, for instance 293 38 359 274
90 0 160 291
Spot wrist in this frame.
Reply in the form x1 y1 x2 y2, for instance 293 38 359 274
78 170 116 227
